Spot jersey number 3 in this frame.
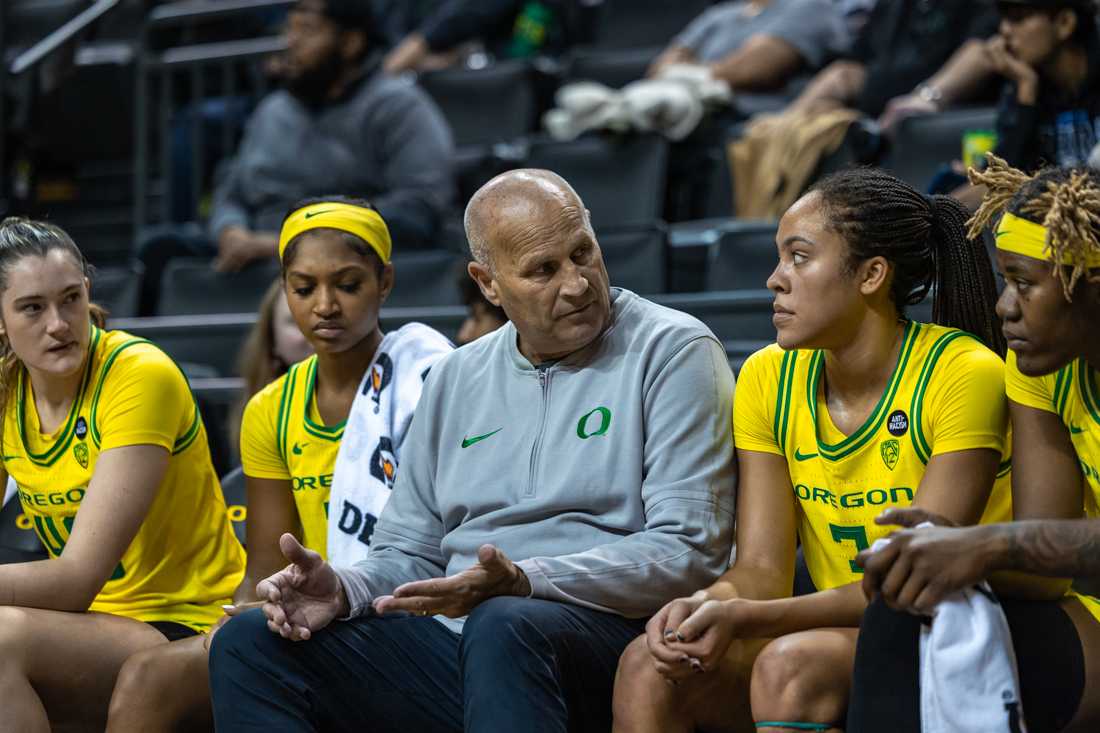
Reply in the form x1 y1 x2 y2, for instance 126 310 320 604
830 523 870 574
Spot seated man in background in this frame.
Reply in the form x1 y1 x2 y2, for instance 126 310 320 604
137 0 454 313
383 0 602 74
648 0 849 93
209 169 736 733
787 0 999 118
726 0 1000 218
876 38 999 134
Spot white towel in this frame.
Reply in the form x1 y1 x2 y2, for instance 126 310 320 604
868 528 1028 733
919 582 1027 733
326 323 452 566
543 64 732 142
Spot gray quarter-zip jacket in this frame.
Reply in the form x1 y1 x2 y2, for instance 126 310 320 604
336 289 735 626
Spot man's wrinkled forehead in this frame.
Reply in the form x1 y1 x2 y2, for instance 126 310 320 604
492 196 588 254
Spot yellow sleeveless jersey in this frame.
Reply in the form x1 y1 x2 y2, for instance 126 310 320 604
2 327 245 631
240 355 341 559
1005 350 1100 622
735 321 1012 591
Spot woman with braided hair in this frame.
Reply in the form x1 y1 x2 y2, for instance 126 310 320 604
847 155 1100 733
614 168 1012 733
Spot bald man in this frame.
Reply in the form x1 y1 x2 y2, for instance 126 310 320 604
209 170 736 733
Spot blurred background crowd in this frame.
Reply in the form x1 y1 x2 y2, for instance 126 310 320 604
1 0 1097 491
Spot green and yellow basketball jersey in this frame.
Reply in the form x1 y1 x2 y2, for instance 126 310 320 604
3 327 245 630
241 355 342 559
1006 349 1100 621
735 321 1012 591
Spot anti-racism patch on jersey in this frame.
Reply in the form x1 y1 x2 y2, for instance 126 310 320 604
887 410 909 437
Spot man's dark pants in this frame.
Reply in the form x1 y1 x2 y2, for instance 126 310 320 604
209 596 647 732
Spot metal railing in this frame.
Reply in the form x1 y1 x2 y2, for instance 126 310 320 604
110 290 777 375
132 0 293 243
111 290 776 334
148 0 294 27
2 0 125 214
7 0 122 76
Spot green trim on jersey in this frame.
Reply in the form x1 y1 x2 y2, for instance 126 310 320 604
909 330 978 465
87 336 203 455
90 338 151 446
16 325 102 467
275 356 344 463
302 357 345 442
170 408 203 455
1054 363 1073 420
276 361 299 464
1079 359 1100 428
808 320 919 462
773 350 797 453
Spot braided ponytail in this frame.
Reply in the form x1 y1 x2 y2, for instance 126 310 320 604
926 195 1005 354
810 169 1005 354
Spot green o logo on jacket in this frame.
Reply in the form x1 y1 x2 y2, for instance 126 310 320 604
577 407 612 439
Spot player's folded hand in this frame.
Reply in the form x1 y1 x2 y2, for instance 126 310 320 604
644 593 710 681
662 597 753 678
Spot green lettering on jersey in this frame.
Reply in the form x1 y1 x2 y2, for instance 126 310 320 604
829 523 870 574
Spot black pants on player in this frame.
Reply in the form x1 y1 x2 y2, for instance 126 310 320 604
847 595 1086 733
209 596 646 732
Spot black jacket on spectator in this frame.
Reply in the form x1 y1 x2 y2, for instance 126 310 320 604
994 31 1100 172
418 0 601 59
848 0 999 117
208 58 454 248
371 0 445 47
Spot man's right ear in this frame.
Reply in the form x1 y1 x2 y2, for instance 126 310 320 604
467 261 502 307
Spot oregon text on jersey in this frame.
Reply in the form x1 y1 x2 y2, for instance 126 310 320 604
735 321 1012 590
241 354 344 559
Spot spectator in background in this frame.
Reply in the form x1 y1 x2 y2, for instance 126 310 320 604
788 0 1000 118
725 1 1001 220
989 0 1099 171
945 0 1099 208
369 0 444 50
648 0 849 92
383 0 603 74
836 0 877 38
877 39 999 134
137 0 454 314
226 279 314 464
456 264 507 344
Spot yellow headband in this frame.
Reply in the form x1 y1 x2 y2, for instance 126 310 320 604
278 202 392 264
995 211 1100 268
